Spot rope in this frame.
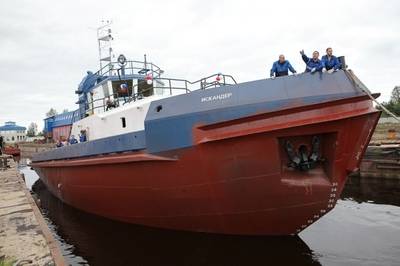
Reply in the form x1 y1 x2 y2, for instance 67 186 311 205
345 70 400 122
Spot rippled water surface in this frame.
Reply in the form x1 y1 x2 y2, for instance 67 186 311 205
18 159 400 266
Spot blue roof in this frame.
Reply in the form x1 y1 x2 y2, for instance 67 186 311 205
44 110 80 129
0 121 26 131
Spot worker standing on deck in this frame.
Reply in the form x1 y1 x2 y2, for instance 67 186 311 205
300 50 323 73
79 130 87 143
270 55 297 78
321 47 341 73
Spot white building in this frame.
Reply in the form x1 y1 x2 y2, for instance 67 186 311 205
0 121 27 144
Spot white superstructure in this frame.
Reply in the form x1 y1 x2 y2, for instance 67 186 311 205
71 94 168 141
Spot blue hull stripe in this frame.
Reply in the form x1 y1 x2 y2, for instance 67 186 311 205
144 92 359 153
33 131 146 162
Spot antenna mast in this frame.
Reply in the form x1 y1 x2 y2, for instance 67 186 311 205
97 20 113 71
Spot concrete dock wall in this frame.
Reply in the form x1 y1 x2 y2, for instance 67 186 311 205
370 120 400 144
360 119 400 179
18 143 55 158
0 155 65 265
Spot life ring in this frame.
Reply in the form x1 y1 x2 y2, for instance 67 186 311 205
118 54 127 66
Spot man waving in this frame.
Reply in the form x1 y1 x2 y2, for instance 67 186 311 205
300 50 323 73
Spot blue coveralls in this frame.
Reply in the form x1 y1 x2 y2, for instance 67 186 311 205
270 60 296 77
301 54 323 72
321 55 341 70
69 138 78 145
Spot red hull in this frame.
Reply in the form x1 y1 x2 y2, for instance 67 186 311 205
32 96 380 235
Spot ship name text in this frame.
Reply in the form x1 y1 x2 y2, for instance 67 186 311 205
201 92 233 103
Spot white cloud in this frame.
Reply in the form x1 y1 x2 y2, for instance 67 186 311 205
0 0 399 129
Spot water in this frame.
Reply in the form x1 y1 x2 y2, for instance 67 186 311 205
18 160 400 266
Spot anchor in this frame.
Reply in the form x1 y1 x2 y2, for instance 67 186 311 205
285 136 322 171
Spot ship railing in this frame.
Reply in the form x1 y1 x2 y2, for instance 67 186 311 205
126 73 237 103
86 85 184 115
188 73 237 90
86 93 124 115
86 73 237 114
149 73 238 95
95 60 163 79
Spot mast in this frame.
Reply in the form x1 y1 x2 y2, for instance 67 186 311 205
97 20 114 71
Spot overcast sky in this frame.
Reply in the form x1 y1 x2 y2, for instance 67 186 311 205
1 0 399 130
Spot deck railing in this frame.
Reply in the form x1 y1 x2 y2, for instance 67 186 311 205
86 73 237 115
95 60 163 79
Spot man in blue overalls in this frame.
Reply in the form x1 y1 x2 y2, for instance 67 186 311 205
300 50 323 73
270 54 297 78
321 47 341 73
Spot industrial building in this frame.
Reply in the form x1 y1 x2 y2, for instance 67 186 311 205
44 111 79 142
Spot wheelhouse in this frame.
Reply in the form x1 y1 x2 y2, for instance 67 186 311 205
76 55 237 118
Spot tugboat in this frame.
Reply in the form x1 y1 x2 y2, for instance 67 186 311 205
31 24 381 235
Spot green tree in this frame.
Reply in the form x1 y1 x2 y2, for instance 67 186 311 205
379 86 400 116
26 122 38 137
391 86 400 103
46 108 58 118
